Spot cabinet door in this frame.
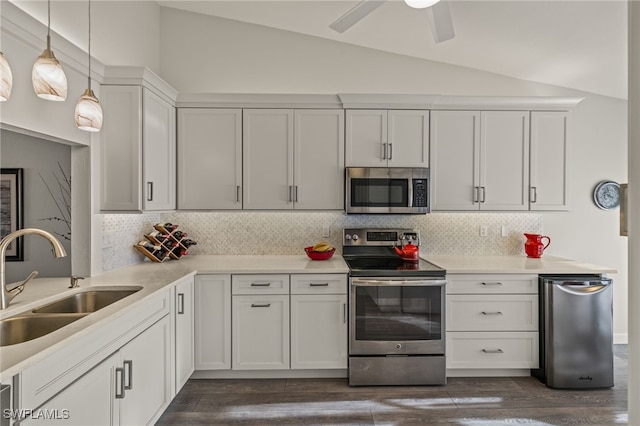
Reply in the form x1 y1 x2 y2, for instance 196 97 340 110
345 110 387 167
100 85 142 211
530 111 569 210
232 295 289 370
294 109 345 210
480 111 530 211
119 315 171 426
387 110 429 167
243 109 294 209
175 277 194 393
177 109 242 209
291 294 347 369
194 275 232 370
142 88 176 211
430 110 480 211
21 353 119 426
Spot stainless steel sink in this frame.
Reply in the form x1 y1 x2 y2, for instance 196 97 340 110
32 287 142 314
0 313 87 346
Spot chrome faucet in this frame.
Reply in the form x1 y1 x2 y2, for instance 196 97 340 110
0 228 67 310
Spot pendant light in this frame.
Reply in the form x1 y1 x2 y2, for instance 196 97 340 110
404 0 440 9
32 0 68 101
74 0 102 132
0 52 12 101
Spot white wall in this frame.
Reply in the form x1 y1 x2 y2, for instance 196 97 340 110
1 130 72 284
159 8 628 340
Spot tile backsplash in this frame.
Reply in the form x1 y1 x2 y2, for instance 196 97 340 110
102 211 542 273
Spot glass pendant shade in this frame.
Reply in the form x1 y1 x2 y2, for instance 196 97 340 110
32 45 68 101
75 88 103 132
404 0 440 8
0 52 13 101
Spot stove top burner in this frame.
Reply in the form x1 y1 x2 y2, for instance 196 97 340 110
344 256 445 278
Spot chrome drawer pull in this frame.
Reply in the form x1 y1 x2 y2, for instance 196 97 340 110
251 303 271 308
310 283 329 287
482 349 504 354
124 360 133 390
481 282 504 286
251 283 271 287
178 293 185 315
115 367 125 399
481 311 504 316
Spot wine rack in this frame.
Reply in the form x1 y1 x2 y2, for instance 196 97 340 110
133 223 197 263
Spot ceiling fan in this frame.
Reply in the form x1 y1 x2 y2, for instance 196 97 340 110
329 0 455 44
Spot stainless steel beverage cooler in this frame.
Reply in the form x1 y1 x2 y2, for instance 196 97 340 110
533 275 614 389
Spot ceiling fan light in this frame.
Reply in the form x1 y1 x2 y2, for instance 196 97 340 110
75 88 103 132
404 0 440 9
0 52 13 101
32 47 68 101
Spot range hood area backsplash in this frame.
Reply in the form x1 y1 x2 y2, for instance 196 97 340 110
101 212 543 273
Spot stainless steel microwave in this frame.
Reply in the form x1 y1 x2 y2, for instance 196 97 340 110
345 167 430 214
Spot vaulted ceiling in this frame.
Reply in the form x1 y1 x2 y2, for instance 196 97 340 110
158 0 628 100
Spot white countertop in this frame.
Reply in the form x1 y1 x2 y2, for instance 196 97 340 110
0 253 614 380
424 255 617 274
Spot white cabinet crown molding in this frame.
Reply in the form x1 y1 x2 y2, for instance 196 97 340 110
103 66 178 104
176 93 342 109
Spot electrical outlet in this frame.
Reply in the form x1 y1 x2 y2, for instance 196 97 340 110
323 225 331 238
479 225 488 237
501 225 508 237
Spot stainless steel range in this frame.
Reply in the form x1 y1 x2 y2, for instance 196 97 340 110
343 228 447 386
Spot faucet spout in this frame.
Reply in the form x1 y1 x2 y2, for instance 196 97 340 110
0 228 67 310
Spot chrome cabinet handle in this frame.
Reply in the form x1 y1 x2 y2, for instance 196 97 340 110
481 311 504 315
124 360 133 390
294 186 299 203
251 282 271 287
146 182 153 201
473 186 479 203
288 185 293 202
381 143 387 160
178 293 185 315
530 186 538 203
251 303 271 308
310 282 329 287
388 143 393 160
481 282 504 286
115 367 125 399
236 185 241 203
482 349 504 354
343 303 347 324
480 186 486 203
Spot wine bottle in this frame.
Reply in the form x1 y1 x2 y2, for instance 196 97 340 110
171 246 186 258
153 248 168 260
173 231 187 239
181 239 197 248
163 223 178 232
137 241 161 252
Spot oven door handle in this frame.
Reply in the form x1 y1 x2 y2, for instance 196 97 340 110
351 278 447 286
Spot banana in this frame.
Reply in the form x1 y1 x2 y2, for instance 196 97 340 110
312 241 334 252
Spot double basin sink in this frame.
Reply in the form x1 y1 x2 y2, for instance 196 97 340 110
0 286 142 347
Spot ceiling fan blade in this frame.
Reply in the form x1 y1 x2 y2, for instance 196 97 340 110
426 1 455 43
329 0 386 33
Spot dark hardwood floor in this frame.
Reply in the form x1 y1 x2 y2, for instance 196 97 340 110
157 345 628 425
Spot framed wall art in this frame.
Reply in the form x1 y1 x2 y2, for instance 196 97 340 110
1 168 24 261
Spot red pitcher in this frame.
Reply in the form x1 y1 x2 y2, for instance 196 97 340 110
524 233 551 258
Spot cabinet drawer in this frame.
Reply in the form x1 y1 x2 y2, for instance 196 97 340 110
232 274 290 295
447 294 538 331
447 274 538 294
447 331 539 369
290 274 347 295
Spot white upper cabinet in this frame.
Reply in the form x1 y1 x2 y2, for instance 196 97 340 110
243 109 344 210
101 86 176 211
430 110 529 211
529 111 569 210
177 109 242 209
345 109 429 167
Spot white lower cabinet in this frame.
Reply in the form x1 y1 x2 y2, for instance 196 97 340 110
174 277 195 394
194 275 232 370
21 315 171 426
446 274 539 372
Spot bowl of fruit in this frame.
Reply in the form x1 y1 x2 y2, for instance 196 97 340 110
305 242 336 260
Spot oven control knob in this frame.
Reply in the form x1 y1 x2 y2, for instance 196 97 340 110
352 235 359 241
345 234 351 240
395 343 402 350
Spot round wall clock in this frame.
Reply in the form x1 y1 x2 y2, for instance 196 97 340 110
593 180 620 210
